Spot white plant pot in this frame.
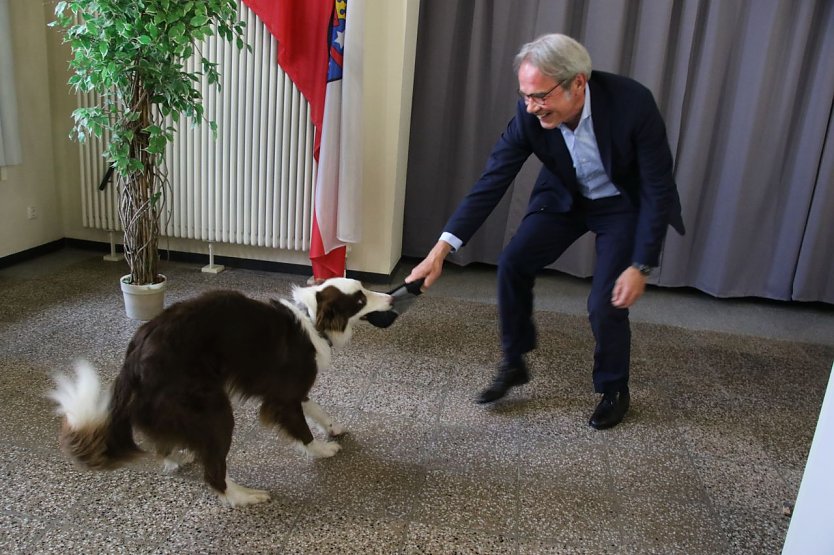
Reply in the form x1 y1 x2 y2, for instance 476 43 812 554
120 274 167 321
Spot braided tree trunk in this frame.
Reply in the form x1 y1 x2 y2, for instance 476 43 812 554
119 78 161 286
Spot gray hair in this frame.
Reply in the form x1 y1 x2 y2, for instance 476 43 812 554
513 34 592 83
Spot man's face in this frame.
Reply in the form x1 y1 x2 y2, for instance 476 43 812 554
517 61 584 130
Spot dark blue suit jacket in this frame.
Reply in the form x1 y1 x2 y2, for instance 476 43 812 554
444 70 685 267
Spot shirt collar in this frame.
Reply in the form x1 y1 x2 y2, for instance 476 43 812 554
559 83 592 133
581 83 592 122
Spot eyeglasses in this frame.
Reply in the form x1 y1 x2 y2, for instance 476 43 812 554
518 79 569 105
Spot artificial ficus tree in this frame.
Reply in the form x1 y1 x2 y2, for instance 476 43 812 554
52 0 248 285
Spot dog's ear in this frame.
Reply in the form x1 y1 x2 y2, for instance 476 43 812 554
315 288 350 334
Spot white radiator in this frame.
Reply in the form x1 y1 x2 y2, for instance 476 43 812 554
77 3 315 251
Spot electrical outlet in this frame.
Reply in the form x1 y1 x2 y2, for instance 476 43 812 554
27 206 38 220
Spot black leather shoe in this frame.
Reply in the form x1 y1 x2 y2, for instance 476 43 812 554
588 390 630 429
477 361 530 404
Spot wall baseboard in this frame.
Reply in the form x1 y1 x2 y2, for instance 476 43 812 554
0 239 66 270
0 239 394 284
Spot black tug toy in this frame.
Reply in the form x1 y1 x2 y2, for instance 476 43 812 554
364 278 425 328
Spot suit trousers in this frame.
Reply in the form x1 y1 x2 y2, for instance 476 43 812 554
496 195 637 394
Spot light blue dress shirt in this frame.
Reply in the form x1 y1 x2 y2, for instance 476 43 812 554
559 85 620 200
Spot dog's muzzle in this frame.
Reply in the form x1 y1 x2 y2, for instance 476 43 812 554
363 278 424 328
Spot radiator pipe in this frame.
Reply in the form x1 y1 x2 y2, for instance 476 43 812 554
102 231 123 262
202 242 225 274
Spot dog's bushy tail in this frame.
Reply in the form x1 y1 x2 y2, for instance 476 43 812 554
48 360 141 469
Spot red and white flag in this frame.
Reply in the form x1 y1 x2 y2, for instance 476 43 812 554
243 0 363 280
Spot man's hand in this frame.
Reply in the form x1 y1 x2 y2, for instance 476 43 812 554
406 240 452 290
611 266 648 308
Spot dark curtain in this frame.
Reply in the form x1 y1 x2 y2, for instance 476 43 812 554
402 0 834 303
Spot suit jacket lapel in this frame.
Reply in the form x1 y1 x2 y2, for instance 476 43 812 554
542 127 580 193
589 76 613 178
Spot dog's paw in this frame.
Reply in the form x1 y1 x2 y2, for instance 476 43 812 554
328 422 346 437
162 449 195 473
305 438 341 458
162 459 181 474
220 479 271 507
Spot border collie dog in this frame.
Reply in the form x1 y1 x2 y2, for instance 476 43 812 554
48 278 392 507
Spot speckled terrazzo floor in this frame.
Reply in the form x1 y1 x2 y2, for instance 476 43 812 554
1 248 832 554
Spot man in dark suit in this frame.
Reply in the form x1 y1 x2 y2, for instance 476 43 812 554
407 34 684 429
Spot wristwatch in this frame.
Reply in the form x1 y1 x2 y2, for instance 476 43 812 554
631 263 653 276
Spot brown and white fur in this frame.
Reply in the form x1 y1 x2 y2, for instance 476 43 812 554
48 278 392 507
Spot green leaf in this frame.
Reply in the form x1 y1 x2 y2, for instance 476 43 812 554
147 135 167 155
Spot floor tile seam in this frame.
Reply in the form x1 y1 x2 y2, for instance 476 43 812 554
7 439 177 486
0 505 70 547
229 414 269 453
351 369 381 414
390 468 430 555
532 537 627 554
604 433 690 458
1 436 74 463
513 453 523 555
686 445 787 477
747 404 822 443
418 387 447 468
419 411 526 535
709 506 792 554
35 512 154 551
722 390 828 412
366 375 454 395
772 464 805 506
677 436 739 554
141 507 204 555
276 471 423 550
149 492 301 552
298 476 425 522
269 496 309 555
403 512 523 546
609 483 721 506
685 452 798 516
0 439 85 475
425 378 447 429
597 437 629 550
63 475 197 547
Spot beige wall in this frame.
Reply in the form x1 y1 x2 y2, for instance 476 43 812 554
2 0 419 277
0 0 62 257
347 0 420 275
